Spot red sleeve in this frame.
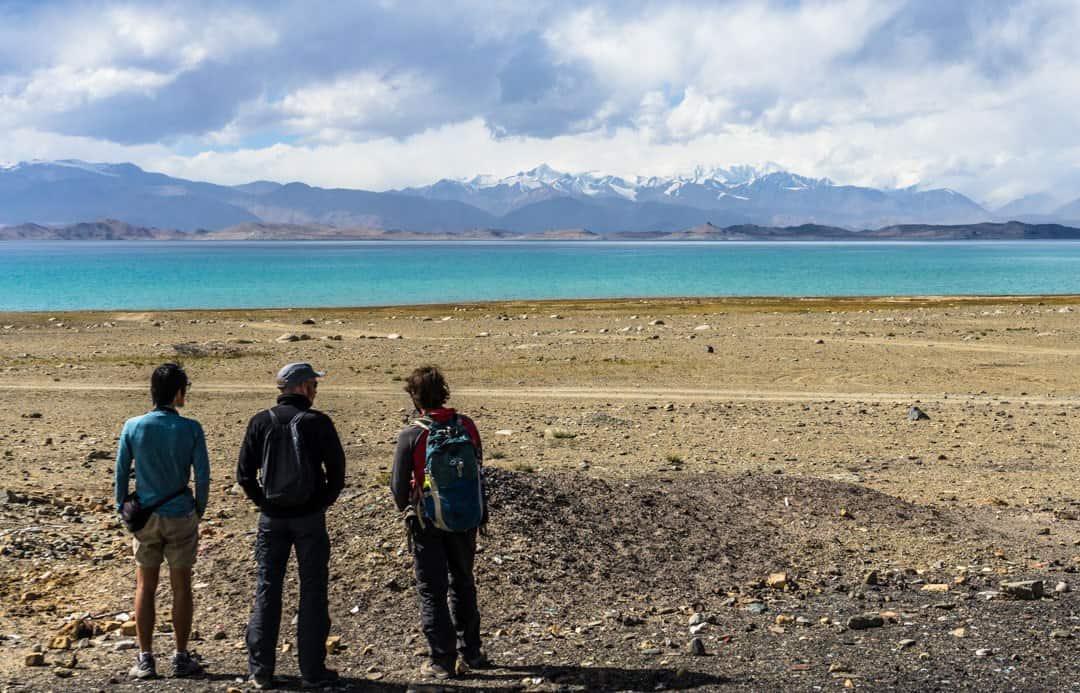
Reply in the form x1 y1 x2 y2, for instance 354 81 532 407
411 429 428 495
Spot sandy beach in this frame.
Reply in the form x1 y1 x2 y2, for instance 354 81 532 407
1 295 1079 691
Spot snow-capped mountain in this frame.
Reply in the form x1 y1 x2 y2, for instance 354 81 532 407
0 159 1025 232
398 163 987 228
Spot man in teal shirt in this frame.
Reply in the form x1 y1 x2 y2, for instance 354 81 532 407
115 363 211 679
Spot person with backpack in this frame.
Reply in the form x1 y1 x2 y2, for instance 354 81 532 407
391 365 489 680
236 363 346 690
114 363 210 680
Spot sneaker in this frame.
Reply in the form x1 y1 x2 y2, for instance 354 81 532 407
420 659 454 680
128 652 157 679
301 668 340 689
464 653 493 670
249 673 275 690
171 650 204 678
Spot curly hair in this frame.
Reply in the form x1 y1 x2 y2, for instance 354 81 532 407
404 365 450 410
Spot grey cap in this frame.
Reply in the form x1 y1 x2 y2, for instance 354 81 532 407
276 362 326 387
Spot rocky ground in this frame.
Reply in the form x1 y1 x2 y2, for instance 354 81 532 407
0 296 1079 692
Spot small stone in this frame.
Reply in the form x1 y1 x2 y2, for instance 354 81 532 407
688 613 707 627
53 667 73 678
1055 581 1070 593
649 319 665 326
975 648 992 657
25 652 45 666
814 339 825 345
50 635 71 650
688 623 707 635
744 602 767 615
386 333 402 340
898 639 917 649
301 318 316 325
907 406 930 421
276 333 300 342
688 637 706 656
325 635 342 655
705 345 714 353
828 663 850 673
1050 630 1073 639
1001 580 1044 600
766 572 788 589
921 583 950 593
112 639 136 651
863 570 880 586
950 627 966 638
846 614 884 630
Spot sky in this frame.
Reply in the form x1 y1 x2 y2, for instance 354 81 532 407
1 0 1078 207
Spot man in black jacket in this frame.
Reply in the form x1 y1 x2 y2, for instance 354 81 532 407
237 363 345 690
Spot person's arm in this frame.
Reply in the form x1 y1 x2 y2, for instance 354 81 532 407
114 421 133 512
236 415 266 507
192 422 211 518
320 416 346 507
390 428 417 511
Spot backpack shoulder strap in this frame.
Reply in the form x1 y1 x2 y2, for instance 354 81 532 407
267 407 281 425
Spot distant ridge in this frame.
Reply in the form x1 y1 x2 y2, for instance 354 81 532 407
4 219 1079 241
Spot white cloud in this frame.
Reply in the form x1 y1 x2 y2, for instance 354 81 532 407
1 0 1080 206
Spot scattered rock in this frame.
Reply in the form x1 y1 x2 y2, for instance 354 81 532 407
921 583 950 593
301 318 316 325
975 648 992 657
276 333 300 342
950 628 966 638
688 637 706 656
766 572 789 589
1050 630 1073 639
1001 580 1044 600
846 614 884 630
705 345 714 353
387 334 402 340
120 621 137 636
1055 581 1069 594
907 406 930 421
326 635 342 654
898 639 917 649
24 652 45 667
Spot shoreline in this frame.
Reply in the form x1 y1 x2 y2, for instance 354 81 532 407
3 293 1080 317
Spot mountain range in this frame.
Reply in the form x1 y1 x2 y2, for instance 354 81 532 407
2 159 1080 233
3 219 1079 242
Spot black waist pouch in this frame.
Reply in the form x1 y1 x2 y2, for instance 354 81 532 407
121 486 190 533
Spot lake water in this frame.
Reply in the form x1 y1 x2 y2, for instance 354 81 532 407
2 240 1080 311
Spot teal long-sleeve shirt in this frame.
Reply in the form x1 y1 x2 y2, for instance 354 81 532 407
114 407 211 518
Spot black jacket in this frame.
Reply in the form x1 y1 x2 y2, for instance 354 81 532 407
236 394 346 518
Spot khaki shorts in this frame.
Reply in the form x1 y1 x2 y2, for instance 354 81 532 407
132 513 199 570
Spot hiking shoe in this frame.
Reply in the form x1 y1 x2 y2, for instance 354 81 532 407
171 650 204 678
301 668 340 688
248 673 275 690
128 652 157 679
464 653 493 670
421 659 454 680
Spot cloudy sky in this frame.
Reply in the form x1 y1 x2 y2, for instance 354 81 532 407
1 0 1078 206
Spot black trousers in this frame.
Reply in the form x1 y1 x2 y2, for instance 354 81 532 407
246 511 330 680
413 525 482 664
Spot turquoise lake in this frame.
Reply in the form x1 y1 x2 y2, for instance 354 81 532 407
2 241 1080 311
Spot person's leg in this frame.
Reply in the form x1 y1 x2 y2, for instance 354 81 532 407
246 514 291 680
445 528 482 660
413 526 456 667
134 565 160 653
294 512 332 681
169 568 193 652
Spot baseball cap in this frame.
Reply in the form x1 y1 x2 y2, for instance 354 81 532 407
276 362 326 387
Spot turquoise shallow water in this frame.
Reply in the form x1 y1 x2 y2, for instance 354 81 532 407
2 240 1080 311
